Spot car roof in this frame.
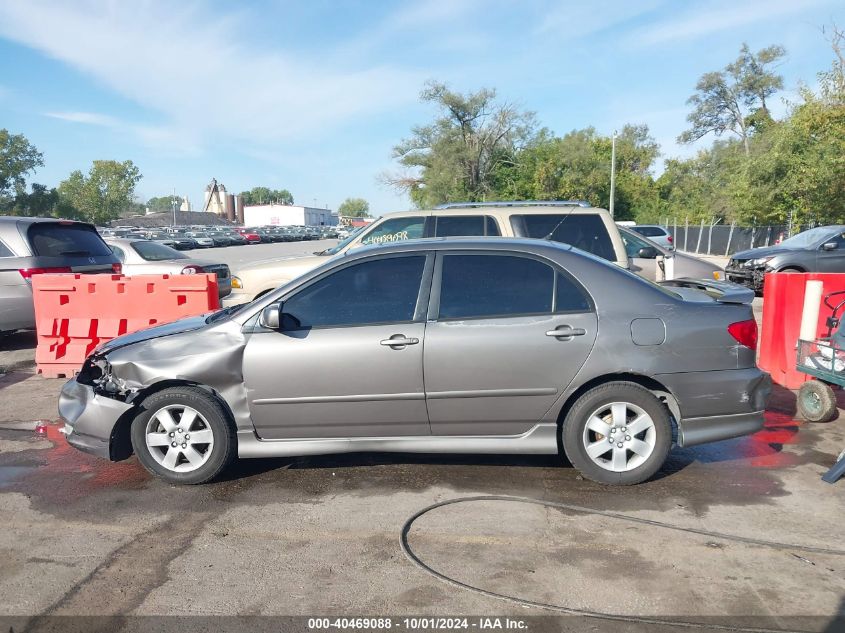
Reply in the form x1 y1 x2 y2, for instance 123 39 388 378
345 236 575 259
0 216 93 226
375 204 610 220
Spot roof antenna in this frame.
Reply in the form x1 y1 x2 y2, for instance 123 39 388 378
542 204 577 240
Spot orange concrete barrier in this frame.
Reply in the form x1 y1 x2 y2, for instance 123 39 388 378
32 273 219 378
758 272 845 389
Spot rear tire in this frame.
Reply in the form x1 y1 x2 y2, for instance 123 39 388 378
562 382 672 485
797 380 836 423
131 386 236 484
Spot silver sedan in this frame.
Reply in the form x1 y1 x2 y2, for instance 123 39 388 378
60 237 768 486
104 238 232 298
619 226 723 282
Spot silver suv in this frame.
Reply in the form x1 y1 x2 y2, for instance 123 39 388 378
0 217 121 333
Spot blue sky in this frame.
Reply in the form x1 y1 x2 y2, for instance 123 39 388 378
0 0 842 216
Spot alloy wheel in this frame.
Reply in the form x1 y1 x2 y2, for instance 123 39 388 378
581 401 656 473
145 405 214 473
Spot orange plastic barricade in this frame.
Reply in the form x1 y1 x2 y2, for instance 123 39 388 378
758 272 845 389
32 273 219 378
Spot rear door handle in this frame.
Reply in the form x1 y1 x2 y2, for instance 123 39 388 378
546 325 587 340
380 335 419 348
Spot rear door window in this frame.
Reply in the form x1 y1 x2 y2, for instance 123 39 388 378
633 226 666 238
132 241 184 261
27 223 112 257
434 215 500 237
511 214 616 261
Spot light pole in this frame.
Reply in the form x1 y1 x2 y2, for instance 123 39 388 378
171 196 177 227
609 130 617 219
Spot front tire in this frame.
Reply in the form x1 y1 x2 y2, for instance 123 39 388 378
562 382 672 485
131 386 236 484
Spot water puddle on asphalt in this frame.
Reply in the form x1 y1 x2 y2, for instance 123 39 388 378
0 420 150 502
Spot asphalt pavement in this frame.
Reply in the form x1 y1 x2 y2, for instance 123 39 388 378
0 242 842 629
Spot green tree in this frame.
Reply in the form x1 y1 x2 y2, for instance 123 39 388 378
679 43 785 156
146 195 183 212
9 183 60 217
384 80 537 207
501 125 660 221
0 129 44 206
239 187 294 205
337 197 370 217
57 160 142 225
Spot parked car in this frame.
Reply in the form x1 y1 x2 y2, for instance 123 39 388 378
183 231 215 248
144 231 179 249
0 217 122 333
618 226 723 282
59 237 770 485
631 225 674 250
725 225 845 293
226 201 628 305
235 228 261 244
104 238 231 299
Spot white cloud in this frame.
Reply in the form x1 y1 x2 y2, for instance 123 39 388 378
536 0 662 36
628 0 835 47
44 111 119 126
0 1 422 151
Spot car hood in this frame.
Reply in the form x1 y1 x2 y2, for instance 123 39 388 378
730 245 796 260
96 314 211 355
237 253 327 273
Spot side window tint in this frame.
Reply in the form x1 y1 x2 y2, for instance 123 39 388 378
621 232 649 259
360 217 425 246
831 233 845 248
0 241 13 257
555 272 591 312
512 214 616 261
434 215 500 237
438 254 555 319
283 256 426 328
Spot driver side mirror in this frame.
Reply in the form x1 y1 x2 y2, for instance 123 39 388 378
636 246 659 259
260 303 280 329
822 242 838 251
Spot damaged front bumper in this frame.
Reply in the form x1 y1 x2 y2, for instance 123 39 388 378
58 378 133 460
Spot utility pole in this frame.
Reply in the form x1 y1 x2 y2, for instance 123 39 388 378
609 130 617 219
171 194 177 227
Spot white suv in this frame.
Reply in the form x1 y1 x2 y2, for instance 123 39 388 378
224 201 627 305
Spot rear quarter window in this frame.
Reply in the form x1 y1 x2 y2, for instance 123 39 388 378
27 223 112 257
633 226 666 237
511 214 616 262
0 240 13 257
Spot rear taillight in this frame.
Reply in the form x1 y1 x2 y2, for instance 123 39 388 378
728 319 758 350
667 235 673 243
18 266 72 280
181 265 205 275
111 263 122 274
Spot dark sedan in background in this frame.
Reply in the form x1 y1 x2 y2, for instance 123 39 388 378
726 225 845 292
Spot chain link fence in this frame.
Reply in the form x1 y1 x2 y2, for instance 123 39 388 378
662 219 814 257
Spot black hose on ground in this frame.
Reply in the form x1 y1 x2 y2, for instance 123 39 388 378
400 495 843 633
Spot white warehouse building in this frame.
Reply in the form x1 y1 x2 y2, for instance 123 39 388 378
243 203 338 227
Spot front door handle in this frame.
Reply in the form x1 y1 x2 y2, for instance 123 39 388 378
380 334 419 348
546 325 587 340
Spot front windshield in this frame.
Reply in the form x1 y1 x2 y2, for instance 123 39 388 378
780 227 835 248
321 226 366 255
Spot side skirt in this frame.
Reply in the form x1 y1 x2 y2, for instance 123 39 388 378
237 424 559 458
